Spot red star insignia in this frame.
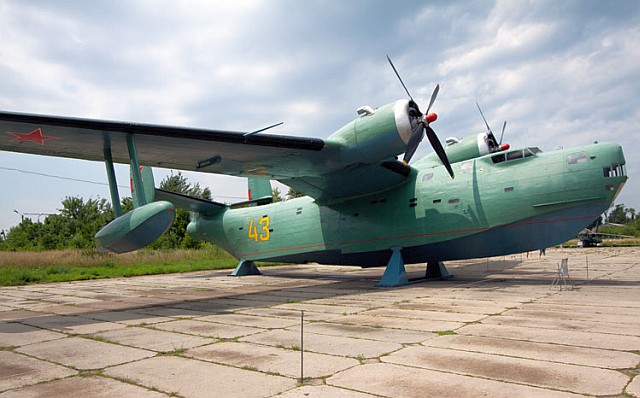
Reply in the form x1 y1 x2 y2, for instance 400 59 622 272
7 128 60 145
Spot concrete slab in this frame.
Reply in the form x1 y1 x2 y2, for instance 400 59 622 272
95 326 213 352
241 329 402 358
133 306 214 318
0 376 167 397
457 323 640 351
503 306 640 325
276 385 376 397
1 247 639 397
76 310 174 326
383 345 628 395
0 311 47 322
0 351 76 392
291 321 433 344
482 314 640 336
16 337 155 370
328 362 582 398
327 313 464 332
197 313 299 329
275 302 368 315
424 334 640 369
628 375 640 398
363 307 486 323
0 322 66 347
152 319 262 339
18 314 126 335
236 307 336 321
393 299 508 315
104 355 296 398
185 341 359 378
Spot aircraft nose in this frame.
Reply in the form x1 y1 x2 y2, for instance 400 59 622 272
599 143 627 179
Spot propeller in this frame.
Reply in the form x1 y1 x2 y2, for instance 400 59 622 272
499 120 507 145
386 55 454 178
476 101 509 151
475 100 494 138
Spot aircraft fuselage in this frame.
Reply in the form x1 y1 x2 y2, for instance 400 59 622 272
188 141 627 266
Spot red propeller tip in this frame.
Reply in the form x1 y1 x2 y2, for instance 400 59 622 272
425 113 437 123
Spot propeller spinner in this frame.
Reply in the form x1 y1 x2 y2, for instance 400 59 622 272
386 55 454 178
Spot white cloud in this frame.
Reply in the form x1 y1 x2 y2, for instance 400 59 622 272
1 0 639 231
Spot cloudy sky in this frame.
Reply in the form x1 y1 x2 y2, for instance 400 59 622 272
1 0 638 232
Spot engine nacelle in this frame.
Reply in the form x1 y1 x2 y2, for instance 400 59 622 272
326 100 416 163
444 132 500 164
95 201 175 254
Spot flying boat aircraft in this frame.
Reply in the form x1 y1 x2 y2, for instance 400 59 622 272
0 58 628 286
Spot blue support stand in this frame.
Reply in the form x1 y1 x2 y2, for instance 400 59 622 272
230 260 262 276
426 261 451 279
376 247 409 287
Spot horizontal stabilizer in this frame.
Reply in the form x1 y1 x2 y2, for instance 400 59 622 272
155 189 227 215
229 196 273 209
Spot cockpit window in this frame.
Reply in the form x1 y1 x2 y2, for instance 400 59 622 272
507 150 523 161
492 147 539 164
568 152 588 164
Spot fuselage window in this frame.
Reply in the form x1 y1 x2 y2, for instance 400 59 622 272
448 198 460 204
492 154 506 164
567 152 588 164
422 172 434 182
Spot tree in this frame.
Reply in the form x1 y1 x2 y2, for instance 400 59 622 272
272 187 283 203
161 171 211 200
150 171 211 249
607 204 630 224
1 196 116 251
0 172 213 251
286 187 305 199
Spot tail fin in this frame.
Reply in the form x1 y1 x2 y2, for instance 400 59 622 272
130 166 156 208
248 177 272 200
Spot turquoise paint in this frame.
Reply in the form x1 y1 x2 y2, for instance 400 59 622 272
95 201 175 253
188 141 627 265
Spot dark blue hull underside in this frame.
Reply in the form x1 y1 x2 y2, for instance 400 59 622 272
262 201 606 267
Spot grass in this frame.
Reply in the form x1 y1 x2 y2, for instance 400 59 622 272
0 246 267 286
435 330 456 336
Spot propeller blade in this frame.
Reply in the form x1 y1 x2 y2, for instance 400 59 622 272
386 55 414 102
402 122 425 164
499 120 507 145
425 125 454 178
425 84 440 114
475 101 492 135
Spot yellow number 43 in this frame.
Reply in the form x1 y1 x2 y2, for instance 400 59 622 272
248 216 270 242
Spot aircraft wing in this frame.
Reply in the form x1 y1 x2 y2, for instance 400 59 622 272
0 111 409 202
